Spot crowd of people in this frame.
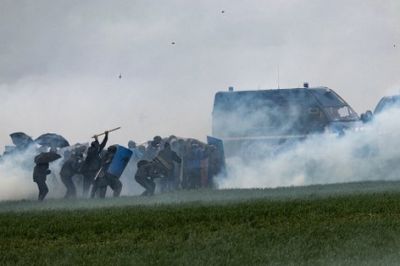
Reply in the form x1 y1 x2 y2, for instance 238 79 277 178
31 132 224 201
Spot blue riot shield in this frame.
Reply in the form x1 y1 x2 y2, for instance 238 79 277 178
107 145 133 178
207 136 226 178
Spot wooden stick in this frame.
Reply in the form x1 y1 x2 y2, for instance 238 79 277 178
92 127 121 138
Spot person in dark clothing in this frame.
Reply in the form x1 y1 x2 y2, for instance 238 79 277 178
155 142 182 191
134 160 157 196
60 152 84 198
206 145 219 187
185 142 207 189
91 145 122 198
80 131 108 197
33 162 51 201
135 142 181 195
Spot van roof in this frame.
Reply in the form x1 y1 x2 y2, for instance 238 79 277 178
214 87 348 109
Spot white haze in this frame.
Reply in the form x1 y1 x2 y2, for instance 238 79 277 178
218 108 400 188
0 0 399 147
2 108 400 201
0 1 399 200
0 146 145 200
0 147 37 200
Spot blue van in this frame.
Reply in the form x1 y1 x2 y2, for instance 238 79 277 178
211 86 361 156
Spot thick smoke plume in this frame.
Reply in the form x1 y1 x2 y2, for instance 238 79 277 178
0 145 144 201
0 108 400 201
0 1 399 200
0 147 37 200
1 1 399 149
218 108 400 188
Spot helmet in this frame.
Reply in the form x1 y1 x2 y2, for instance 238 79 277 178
128 140 136 149
153 136 162 142
151 136 162 147
107 145 117 153
90 141 98 148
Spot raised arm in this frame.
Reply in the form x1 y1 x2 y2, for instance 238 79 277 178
99 131 109 151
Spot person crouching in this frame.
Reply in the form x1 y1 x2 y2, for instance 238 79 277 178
135 142 181 196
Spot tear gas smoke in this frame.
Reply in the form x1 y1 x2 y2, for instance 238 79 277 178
0 145 144 201
217 108 400 188
1 1 399 150
0 1 399 201
0 146 37 200
1 107 400 201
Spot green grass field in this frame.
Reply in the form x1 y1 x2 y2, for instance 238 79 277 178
2 181 400 265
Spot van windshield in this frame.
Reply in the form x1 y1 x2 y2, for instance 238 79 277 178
310 89 345 107
324 106 358 121
310 89 359 121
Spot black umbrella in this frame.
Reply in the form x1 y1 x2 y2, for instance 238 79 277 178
34 151 62 164
9 132 33 147
35 133 70 148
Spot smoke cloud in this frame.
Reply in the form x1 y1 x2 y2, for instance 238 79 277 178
0 147 37 200
1 1 399 148
218 108 400 188
0 1 399 200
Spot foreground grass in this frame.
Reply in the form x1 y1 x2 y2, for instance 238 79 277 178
2 186 400 265
2 180 400 213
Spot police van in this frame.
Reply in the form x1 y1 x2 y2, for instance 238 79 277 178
211 85 361 157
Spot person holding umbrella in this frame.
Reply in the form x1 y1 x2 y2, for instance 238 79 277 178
33 151 61 201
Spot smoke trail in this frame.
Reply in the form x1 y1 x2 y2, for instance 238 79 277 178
0 146 37 200
217 108 400 188
0 145 71 201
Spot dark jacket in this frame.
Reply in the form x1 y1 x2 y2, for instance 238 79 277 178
33 163 51 182
154 147 181 173
60 156 82 178
81 134 108 172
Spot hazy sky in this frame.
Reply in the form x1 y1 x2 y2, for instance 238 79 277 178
0 0 399 149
